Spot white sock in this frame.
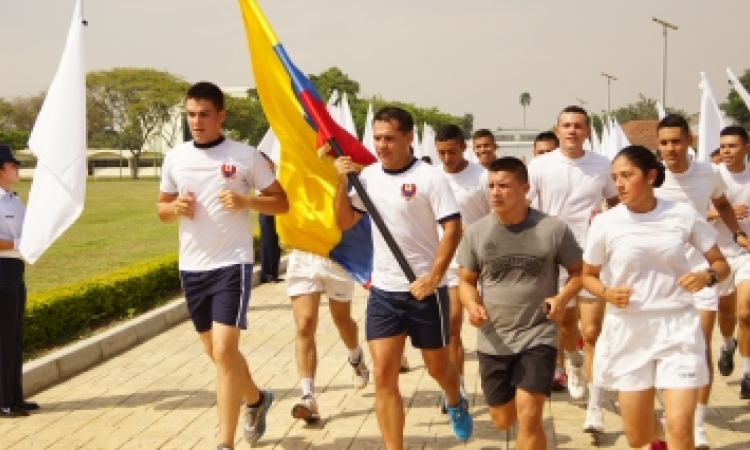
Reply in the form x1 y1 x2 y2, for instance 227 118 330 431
459 375 467 398
554 366 566 377
742 357 750 376
695 403 706 426
348 347 363 363
723 337 736 352
566 351 583 368
300 378 314 397
587 384 602 409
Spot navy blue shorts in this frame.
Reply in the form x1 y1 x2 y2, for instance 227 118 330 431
180 263 252 333
365 286 449 349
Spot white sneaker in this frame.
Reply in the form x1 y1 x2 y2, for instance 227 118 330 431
350 357 369 390
291 395 320 423
400 354 410 373
566 360 586 400
583 405 604 434
695 425 710 449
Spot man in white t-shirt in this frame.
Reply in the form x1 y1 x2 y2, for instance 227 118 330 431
157 82 289 450
527 106 618 434
533 131 559 158
334 106 473 447
711 126 750 401
655 114 750 448
472 129 499 170
435 123 490 411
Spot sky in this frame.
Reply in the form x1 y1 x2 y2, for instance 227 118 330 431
1 0 749 131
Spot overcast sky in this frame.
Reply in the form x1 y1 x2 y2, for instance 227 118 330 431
1 0 749 131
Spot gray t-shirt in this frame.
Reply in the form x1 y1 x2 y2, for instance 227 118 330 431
456 208 582 356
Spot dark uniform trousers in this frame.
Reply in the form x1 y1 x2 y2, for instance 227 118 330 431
258 213 281 282
0 258 25 408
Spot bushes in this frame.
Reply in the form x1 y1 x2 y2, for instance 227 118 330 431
24 253 181 352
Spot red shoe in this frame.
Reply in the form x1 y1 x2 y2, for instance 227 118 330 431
648 440 667 450
551 372 568 392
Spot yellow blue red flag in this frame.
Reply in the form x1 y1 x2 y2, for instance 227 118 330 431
238 0 376 284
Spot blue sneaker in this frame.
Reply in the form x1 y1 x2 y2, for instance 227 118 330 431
243 389 273 447
445 397 473 442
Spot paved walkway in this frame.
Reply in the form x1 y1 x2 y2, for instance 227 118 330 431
2 282 750 449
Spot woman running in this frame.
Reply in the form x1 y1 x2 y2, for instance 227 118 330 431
582 145 729 449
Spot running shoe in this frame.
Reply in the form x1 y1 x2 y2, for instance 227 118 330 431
718 338 737 377
439 393 467 415
648 440 667 450
445 397 473 442
740 374 750 399
350 357 370 390
583 405 604 434
291 394 320 423
243 389 274 447
400 354 410 373
695 424 710 449
552 372 568 392
566 360 586 400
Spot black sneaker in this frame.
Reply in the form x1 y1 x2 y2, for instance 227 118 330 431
741 374 750 400
718 338 737 377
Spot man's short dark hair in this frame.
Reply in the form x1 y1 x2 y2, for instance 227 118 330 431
558 105 590 127
373 106 414 133
721 125 749 145
186 81 225 111
711 148 720 157
657 113 691 139
435 124 465 144
472 129 495 142
488 156 528 184
534 131 559 148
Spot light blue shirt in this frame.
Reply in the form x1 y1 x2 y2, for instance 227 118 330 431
0 187 25 259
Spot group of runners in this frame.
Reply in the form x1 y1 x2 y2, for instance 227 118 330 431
158 81 750 450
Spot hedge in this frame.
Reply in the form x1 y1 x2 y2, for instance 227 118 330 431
24 253 181 352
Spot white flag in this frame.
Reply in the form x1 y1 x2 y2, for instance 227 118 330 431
656 100 667 120
601 120 611 160
412 124 422 158
340 93 358 139
614 117 631 149
421 123 438 164
590 127 601 155
361 102 376 157
697 72 725 164
727 67 750 112
257 127 281 166
20 0 87 264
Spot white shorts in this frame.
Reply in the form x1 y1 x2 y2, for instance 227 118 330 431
594 307 708 392
446 266 459 288
718 252 750 297
690 259 719 311
286 249 355 301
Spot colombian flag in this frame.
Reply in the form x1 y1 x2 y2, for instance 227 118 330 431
238 0 377 284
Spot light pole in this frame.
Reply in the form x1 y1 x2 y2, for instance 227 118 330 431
601 73 617 117
576 97 588 108
653 17 678 106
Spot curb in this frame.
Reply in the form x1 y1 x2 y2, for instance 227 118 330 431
22 257 288 397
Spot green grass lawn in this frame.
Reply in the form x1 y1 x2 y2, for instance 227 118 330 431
16 179 258 294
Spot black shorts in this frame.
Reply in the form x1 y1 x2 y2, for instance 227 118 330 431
365 286 449 349
478 345 556 407
180 263 252 333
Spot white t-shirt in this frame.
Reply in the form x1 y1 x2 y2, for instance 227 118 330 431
656 161 725 220
439 161 489 226
160 138 276 271
527 149 616 248
350 159 460 291
584 200 717 312
714 164 750 258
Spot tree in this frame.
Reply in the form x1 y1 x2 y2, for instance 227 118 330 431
590 94 690 135
309 67 360 102
460 113 474 138
721 68 750 129
86 68 190 178
0 93 46 132
223 89 268 146
520 93 531 128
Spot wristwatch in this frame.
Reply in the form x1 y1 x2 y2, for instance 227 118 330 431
706 268 719 287
734 230 748 243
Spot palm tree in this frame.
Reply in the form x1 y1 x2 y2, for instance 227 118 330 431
520 92 531 128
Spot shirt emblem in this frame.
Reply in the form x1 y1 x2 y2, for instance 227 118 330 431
401 183 417 200
221 164 237 181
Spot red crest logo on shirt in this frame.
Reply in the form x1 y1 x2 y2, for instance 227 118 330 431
401 183 417 200
221 164 237 181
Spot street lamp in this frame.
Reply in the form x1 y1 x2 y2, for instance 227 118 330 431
601 73 617 117
653 17 679 106
576 98 588 108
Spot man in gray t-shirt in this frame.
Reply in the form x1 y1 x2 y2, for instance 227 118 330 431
456 157 582 448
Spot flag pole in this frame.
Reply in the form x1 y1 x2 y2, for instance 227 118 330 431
326 138 417 282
